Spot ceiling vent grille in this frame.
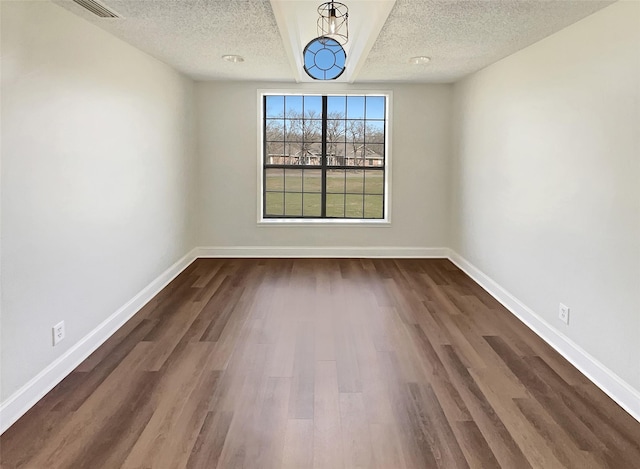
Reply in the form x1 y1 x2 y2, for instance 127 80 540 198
72 0 120 18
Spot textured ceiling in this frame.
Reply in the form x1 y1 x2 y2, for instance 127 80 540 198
53 0 292 81
52 0 615 83
360 0 615 82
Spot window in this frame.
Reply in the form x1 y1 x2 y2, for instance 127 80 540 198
261 93 388 221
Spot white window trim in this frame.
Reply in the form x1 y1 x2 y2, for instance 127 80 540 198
256 89 393 226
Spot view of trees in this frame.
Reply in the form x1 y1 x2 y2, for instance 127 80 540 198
265 110 385 167
263 94 387 219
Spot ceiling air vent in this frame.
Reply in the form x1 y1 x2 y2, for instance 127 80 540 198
72 0 120 18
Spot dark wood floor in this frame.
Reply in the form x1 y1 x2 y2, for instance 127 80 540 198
1 258 639 468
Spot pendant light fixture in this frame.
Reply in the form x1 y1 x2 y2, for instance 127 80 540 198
304 1 348 80
317 1 349 45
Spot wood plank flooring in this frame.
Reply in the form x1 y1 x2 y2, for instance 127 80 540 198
1 258 639 468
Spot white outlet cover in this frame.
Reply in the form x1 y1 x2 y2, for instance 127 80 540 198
559 304 570 325
52 321 65 346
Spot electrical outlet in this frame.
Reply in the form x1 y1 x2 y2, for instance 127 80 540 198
558 304 570 325
52 321 65 346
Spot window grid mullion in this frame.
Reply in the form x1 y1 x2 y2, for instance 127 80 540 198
321 96 327 218
264 94 386 220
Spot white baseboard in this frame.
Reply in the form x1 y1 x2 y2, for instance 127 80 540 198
0 245 443 434
194 246 450 259
448 251 640 423
2 246 637 435
0 249 198 435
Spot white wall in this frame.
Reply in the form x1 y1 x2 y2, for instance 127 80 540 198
3 0 638 434
1 0 195 403
195 82 452 250
452 0 640 393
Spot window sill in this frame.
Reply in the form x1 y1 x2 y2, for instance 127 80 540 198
258 218 391 227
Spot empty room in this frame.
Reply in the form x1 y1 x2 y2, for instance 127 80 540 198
1 0 639 467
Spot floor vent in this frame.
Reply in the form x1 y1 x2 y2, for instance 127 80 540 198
72 0 120 18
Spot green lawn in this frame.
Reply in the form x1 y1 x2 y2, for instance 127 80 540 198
265 169 384 218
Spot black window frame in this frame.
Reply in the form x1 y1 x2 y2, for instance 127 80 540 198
261 93 388 221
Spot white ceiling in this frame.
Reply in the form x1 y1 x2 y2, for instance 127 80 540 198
52 0 615 83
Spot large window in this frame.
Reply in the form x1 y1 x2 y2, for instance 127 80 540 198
262 93 388 220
